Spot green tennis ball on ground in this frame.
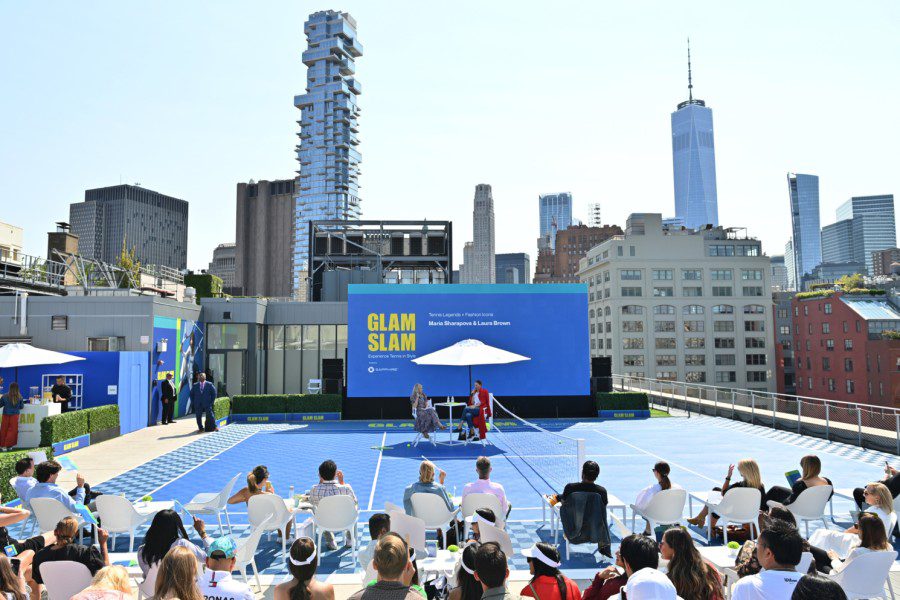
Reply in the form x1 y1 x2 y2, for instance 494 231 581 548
406 443 411 447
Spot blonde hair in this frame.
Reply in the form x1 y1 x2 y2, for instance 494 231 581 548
419 460 435 483
88 566 132 594
800 455 821 480
412 383 423 397
155 546 203 600
866 482 894 513
737 459 762 490
52 516 79 548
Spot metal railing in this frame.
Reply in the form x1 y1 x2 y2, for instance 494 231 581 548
0 253 66 292
612 374 900 455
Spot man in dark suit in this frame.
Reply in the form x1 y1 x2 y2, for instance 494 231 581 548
189 372 217 433
160 372 177 425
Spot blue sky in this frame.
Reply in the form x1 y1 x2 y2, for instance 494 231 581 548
1 1 898 271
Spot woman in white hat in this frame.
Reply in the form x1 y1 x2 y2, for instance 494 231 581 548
520 543 580 600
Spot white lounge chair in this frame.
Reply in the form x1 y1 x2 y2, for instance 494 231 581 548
313 495 360 566
136 563 159 600
386 509 427 554
828 549 896 599
39 560 92 600
385 500 405 514
9 476 36 537
248 494 296 557
479 521 514 556
461 492 505 540
768 485 833 537
701 487 761 544
30 497 85 544
630 489 687 534
410 493 459 551
184 472 242 535
95 494 154 552
234 514 273 592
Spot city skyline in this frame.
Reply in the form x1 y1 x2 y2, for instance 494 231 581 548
2 2 899 270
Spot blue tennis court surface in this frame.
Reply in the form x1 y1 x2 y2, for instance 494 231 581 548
50 414 900 578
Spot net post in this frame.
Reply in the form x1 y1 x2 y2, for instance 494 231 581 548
576 438 586 483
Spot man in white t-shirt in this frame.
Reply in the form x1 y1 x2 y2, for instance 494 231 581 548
731 521 803 599
198 535 254 600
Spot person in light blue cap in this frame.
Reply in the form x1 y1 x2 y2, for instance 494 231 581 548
198 535 254 600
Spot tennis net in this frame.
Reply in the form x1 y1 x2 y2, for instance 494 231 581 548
489 397 585 495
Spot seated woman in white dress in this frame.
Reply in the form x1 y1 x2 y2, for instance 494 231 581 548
633 461 683 534
809 482 896 559
827 510 894 574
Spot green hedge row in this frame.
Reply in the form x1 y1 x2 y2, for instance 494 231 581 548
214 397 231 421
40 405 120 447
595 392 649 411
1 447 53 501
231 394 342 414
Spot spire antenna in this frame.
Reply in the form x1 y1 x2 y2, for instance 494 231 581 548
687 37 693 102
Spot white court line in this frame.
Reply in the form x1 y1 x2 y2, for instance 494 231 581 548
146 430 260 496
591 429 719 485
367 431 387 511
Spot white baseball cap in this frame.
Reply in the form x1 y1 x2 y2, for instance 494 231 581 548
623 567 678 599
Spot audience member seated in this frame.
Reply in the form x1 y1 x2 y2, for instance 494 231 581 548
633 462 681 535
197 535 254 600
310 460 358 551
552 461 611 557
360 513 391 579
154 545 204 600
449 542 481 600
581 540 634 600
765 455 832 507
618 535 677 600
463 456 511 517
734 506 821 576
0 555 27 600
659 527 722 600
473 541 516 600
138 509 209 577
31 518 110 597
25 461 91 514
348 533 420 600
70 565 134 600
687 458 766 531
410 383 446 440
790 575 848 600
276 537 335 600
0 505 55 599
520 543 580 600
809 482 895 557
466 508 497 542
853 463 900 510
227 465 275 504
826 511 893 574
403 460 454 515
12 458 36 502
730 521 803 600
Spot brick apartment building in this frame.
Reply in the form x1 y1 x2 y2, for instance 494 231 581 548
534 224 622 283
791 292 900 406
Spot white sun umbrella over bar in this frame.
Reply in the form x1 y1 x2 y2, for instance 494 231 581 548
0 343 85 381
411 338 530 392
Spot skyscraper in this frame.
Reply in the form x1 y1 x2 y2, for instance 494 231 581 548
835 195 896 275
671 41 718 230
784 240 796 290
69 184 188 270
495 253 530 284
821 219 854 264
468 184 496 284
587 203 602 228
292 10 363 299
538 193 572 250
787 173 822 286
235 179 296 298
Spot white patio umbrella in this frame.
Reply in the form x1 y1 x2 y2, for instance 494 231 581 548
0 343 85 381
411 338 530 392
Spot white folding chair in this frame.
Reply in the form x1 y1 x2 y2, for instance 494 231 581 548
385 500 405 514
95 494 153 552
39 560 93 600
312 495 360 566
770 485 833 537
307 379 322 394
248 494 296 557
234 514 273 592
702 487 761 544
828 550 896 599
410 492 460 551
479 521 514 556
9 476 37 537
461 492 505 540
387 509 427 554
136 562 159 600
630 489 687 534
30 497 85 543
184 471 242 535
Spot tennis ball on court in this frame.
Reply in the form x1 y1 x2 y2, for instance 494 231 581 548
406 443 411 447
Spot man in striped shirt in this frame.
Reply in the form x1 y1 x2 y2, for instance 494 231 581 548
310 459 358 550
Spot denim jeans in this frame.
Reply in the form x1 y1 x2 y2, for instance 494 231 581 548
462 406 480 432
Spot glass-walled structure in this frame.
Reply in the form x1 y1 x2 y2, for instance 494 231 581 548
265 324 347 393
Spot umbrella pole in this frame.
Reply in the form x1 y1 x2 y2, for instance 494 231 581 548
468 365 472 395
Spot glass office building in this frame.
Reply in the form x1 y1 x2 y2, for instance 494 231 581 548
292 10 363 298
538 193 573 250
787 173 822 285
821 219 854 264
835 195 896 275
671 99 719 230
